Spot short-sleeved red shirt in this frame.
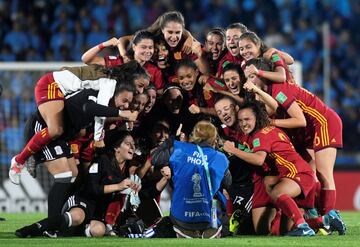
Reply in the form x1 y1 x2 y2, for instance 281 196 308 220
269 82 343 150
250 126 313 178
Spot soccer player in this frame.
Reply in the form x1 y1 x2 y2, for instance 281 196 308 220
82 30 163 93
223 101 316 236
15 132 140 238
238 31 295 84
208 63 278 116
214 95 255 235
9 61 143 185
204 28 227 76
175 58 216 116
23 112 77 218
243 58 346 234
118 11 208 75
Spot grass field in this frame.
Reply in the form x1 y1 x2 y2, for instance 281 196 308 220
0 212 359 246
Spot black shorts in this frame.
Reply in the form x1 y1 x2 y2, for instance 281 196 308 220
24 112 72 164
228 184 255 235
228 184 254 214
62 194 96 222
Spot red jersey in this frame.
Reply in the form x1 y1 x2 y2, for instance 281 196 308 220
250 126 313 178
269 82 343 149
104 56 164 90
205 50 243 91
104 55 124 67
216 50 243 78
167 36 198 62
143 62 164 90
221 124 244 143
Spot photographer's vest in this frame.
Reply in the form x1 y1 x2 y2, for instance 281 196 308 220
169 141 228 224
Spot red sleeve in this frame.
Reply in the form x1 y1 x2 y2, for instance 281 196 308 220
207 76 228 90
104 56 124 68
271 52 287 69
271 83 296 110
216 59 230 78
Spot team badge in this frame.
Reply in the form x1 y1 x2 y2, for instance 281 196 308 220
253 138 260 148
275 91 288 104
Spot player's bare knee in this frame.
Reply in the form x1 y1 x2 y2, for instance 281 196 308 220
48 125 64 138
90 221 105 237
69 208 85 226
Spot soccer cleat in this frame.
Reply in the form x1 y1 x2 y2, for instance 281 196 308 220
15 223 41 238
229 209 240 234
9 156 23 185
304 208 319 219
43 231 58 238
324 210 346 235
24 155 37 178
15 227 30 238
105 224 117 236
286 223 315 236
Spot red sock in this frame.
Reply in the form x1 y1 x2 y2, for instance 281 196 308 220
16 128 52 164
275 194 305 226
315 181 321 208
226 198 234 217
270 210 282 235
306 217 323 230
105 201 122 225
319 190 336 215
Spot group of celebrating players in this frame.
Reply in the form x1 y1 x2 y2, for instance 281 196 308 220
10 10 346 238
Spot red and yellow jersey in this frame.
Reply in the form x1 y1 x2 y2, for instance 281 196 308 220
270 82 330 118
250 126 313 178
167 37 198 62
269 82 343 149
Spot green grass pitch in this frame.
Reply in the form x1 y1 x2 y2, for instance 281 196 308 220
0 212 359 246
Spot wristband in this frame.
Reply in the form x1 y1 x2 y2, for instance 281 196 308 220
257 70 264 77
98 43 105 50
118 110 122 116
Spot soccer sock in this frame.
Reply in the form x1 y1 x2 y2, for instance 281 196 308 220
226 198 234 217
275 194 305 227
315 181 322 208
17 213 69 237
270 210 282 236
305 217 323 230
16 128 52 165
38 213 69 231
105 201 122 225
48 172 73 218
319 190 336 215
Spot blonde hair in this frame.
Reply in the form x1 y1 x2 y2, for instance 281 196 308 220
189 121 218 147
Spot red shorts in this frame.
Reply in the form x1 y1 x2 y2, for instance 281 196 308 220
252 173 272 209
295 183 315 209
291 171 316 208
306 109 343 151
34 73 64 106
69 134 95 162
